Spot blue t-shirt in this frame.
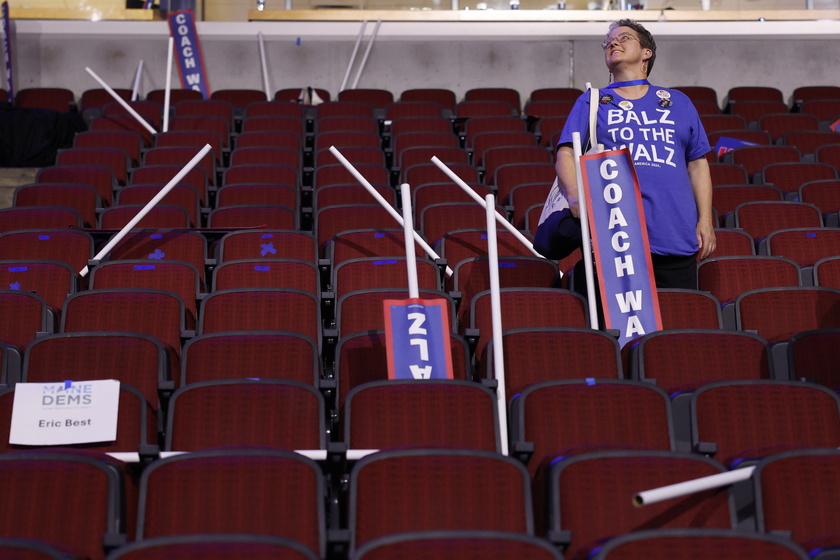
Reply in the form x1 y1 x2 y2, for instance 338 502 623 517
558 86 710 256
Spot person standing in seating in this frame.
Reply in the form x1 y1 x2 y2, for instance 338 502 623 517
535 19 716 290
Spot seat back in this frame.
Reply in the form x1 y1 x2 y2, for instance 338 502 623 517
754 449 840 555
217 230 316 263
0 451 123 560
198 288 320 345
697 256 800 305
0 229 93 272
515 381 674 477
212 259 319 295
344 380 500 452
138 449 325 556
181 331 319 387
335 330 469 407
105 535 319 560
0 289 49 351
657 289 723 329
165 379 325 451
632 329 773 393
691 380 840 464
470 288 587 362
546 451 732 560
735 286 840 343
590 529 808 560
24 331 166 411
350 449 530 550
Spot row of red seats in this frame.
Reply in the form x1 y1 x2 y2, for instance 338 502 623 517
1 445 837 559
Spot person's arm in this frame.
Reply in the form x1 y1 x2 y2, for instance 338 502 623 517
555 145 580 218
687 156 716 260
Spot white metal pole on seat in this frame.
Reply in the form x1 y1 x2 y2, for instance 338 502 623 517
163 36 174 133
329 146 453 277
258 32 271 101
572 131 600 329
486 192 509 456
351 20 381 90
633 466 755 507
340 20 366 93
431 156 544 259
86 67 158 136
131 60 144 102
400 184 420 299
79 144 212 278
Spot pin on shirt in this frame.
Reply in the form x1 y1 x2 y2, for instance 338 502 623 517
656 89 671 99
619 100 633 111
600 94 613 104
659 98 673 108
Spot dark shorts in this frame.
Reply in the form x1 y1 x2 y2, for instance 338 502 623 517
650 252 699 290
572 251 699 296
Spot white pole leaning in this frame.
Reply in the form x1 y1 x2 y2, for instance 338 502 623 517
79 144 212 278
572 131 600 329
351 19 381 90
258 32 272 101
131 60 144 102
329 146 454 277
486 193 509 457
431 156 544 259
85 67 158 137
163 36 174 133
400 184 420 299
340 20 366 93
633 466 755 507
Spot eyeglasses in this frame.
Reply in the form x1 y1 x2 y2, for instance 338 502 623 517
601 33 640 50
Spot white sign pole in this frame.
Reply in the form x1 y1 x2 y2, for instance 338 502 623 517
163 36 174 133
79 144 212 277
340 20 366 93
85 66 158 136
400 184 420 299
431 156 545 259
572 131 600 329
633 466 755 507
258 32 272 102
351 19 381 90
131 59 144 102
486 193 509 456
329 146 453 277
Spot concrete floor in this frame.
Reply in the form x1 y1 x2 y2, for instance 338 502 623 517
0 169 39 209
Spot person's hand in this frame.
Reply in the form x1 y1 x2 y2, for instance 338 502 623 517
566 191 581 219
696 218 716 260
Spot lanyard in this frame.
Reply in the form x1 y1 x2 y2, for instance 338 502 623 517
608 78 650 88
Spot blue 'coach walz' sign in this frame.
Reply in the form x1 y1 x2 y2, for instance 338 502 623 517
167 10 210 99
384 298 453 380
579 148 662 347
2 1 14 104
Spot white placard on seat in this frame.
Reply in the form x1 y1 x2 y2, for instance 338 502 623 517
9 380 120 446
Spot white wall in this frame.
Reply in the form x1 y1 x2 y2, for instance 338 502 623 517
10 19 840 106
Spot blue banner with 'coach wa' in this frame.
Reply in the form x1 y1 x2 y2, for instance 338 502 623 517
167 10 210 99
384 298 453 380
2 1 14 104
580 148 662 347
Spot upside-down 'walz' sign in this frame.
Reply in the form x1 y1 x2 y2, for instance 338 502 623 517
579 148 662 346
384 298 453 380
167 10 210 99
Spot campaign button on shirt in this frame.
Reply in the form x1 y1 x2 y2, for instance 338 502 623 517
656 89 671 99
619 100 634 110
